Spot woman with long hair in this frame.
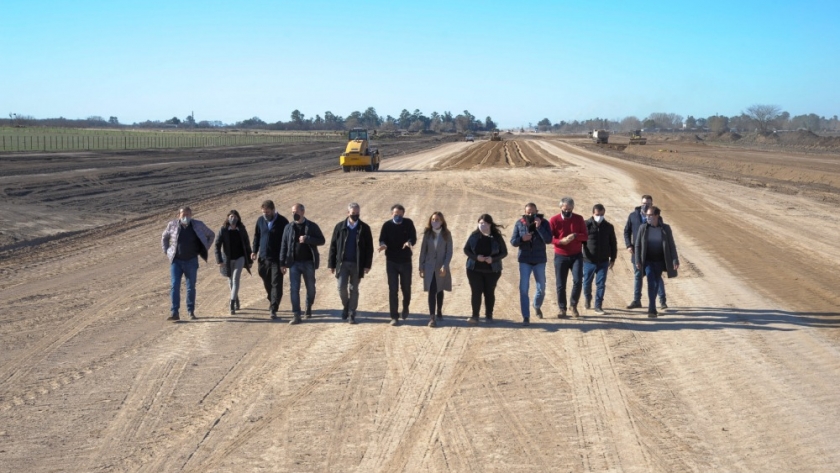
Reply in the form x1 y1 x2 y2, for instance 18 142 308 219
419 211 453 327
463 214 508 324
214 210 253 314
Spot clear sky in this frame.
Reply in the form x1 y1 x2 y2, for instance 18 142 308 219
2 0 838 127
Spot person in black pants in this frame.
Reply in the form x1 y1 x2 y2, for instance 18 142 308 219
251 200 289 320
463 214 508 324
378 204 417 326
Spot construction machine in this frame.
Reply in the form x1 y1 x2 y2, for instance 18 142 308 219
340 128 381 172
591 129 609 144
490 131 502 141
629 129 647 145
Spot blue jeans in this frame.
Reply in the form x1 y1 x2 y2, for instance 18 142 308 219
633 254 665 303
644 261 665 312
289 260 316 316
583 260 610 309
518 262 546 319
170 257 199 314
554 253 583 309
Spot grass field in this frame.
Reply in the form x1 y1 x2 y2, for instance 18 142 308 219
0 127 345 152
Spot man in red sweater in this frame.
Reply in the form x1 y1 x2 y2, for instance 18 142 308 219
549 197 589 317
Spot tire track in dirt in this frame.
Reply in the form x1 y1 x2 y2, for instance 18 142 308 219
181 328 385 472
360 326 483 471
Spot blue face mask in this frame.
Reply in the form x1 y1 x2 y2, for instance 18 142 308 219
393 215 403 224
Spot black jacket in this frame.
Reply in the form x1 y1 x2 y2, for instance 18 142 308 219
214 225 253 274
583 217 617 264
634 223 680 278
253 214 289 262
328 219 374 278
623 206 646 249
464 231 508 272
280 219 326 269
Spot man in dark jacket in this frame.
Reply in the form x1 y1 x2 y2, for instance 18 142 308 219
251 200 289 320
378 204 417 325
328 203 374 324
582 204 617 315
510 202 553 325
634 206 680 318
623 194 666 309
280 203 326 325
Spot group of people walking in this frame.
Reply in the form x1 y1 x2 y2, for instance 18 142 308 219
160 194 680 326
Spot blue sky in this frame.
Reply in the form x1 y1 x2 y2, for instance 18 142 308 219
2 0 838 127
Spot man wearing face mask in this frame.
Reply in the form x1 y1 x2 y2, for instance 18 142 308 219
549 197 589 318
378 204 417 325
280 203 326 325
582 204 617 315
623 195 667 310
510 202 553 325
161 206 215 321
252 200 289 320
328 203 374 324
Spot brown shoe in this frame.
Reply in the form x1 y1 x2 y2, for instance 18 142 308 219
557 309 567 318
570 306 579 317
467 317 478 325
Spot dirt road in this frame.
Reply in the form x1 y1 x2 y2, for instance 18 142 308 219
1 139 839 472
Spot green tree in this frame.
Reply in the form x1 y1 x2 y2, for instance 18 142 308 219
707 115 728 133
290 109 305 125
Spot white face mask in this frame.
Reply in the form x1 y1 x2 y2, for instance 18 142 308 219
180 216 191 225
228 217 238 226
478 223 490 234
431 221 442 230
593 215 604 223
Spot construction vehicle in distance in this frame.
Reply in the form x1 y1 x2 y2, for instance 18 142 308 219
340 128 381 172
490 131 502 141
591 129 609 144
629 129 647 145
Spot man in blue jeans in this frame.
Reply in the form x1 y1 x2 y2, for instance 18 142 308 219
161 207 215 321
582 204 617 315
280 203 326 325
549 197 589 318
624 195 666 309
510 202 553 325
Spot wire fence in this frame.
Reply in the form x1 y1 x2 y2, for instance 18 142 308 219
0 132 345 152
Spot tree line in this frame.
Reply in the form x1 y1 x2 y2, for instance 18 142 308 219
534 105 840 134
3 108 498 133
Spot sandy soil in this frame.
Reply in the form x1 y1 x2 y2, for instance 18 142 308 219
1 138 839 472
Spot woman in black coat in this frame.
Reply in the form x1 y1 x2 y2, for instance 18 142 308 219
463 214 508 324
214 210 253 314
634 206 679 318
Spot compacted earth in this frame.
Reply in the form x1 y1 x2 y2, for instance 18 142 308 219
1 134 839 472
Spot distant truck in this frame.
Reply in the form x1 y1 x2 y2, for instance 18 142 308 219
591 129 609 144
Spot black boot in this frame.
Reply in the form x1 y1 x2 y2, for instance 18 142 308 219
304 304 312 319
229 300 236 315
234 298 240 310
